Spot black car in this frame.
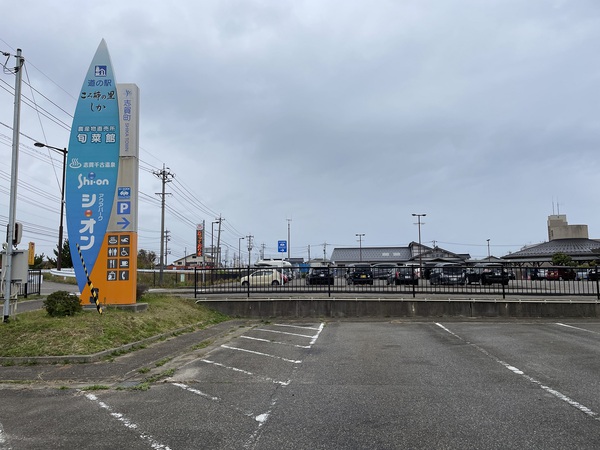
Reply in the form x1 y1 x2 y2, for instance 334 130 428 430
386 267 418 285
372 264 397 280
306 267 334 285
465 268 482 284
480 269 510 285
346 265 374 285
429 265 465 285
589 269 600 281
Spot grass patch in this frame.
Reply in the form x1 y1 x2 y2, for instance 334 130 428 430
81 385 110 391
0 294 228 358
155 358 172 367
191 340 212 351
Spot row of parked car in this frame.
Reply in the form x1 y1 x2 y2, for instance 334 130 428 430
239 265 600 287
530 268 600 281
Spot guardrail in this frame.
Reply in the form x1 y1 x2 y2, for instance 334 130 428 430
192 265 600 299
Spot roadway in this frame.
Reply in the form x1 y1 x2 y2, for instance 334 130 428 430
2 319 600 449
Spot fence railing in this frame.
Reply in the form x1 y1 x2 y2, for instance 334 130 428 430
14 269 42 298
192 265 600 299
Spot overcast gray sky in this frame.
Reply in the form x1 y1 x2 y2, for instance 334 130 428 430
1 0 599 264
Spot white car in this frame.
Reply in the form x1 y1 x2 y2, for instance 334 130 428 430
240 269 283 286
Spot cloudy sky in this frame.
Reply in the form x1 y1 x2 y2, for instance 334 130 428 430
1 0 599 264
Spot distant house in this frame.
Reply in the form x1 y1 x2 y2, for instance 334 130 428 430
172 253 213 268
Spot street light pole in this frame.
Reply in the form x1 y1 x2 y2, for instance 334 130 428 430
34 142 67 271
412 213 426 279
355 233 365 262
287 218 292 261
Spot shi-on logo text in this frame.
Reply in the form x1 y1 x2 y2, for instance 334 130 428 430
78 172 110 189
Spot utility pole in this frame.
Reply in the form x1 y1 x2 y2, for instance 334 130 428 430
215 216 223 268
356 233 365 262
322 242 328 263
153 164 174 285
246 234 254 266
164 230 171 266
3 48 24 323
412 213 426 280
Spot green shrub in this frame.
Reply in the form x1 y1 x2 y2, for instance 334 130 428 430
136 284 149 300
43 290 83 317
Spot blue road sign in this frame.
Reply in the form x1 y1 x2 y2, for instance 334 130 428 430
278 240 287 253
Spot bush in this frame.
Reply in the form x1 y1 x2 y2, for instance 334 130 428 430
43 290 83 317
136 284 149 300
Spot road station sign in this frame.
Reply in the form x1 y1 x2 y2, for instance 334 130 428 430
278 240 287 253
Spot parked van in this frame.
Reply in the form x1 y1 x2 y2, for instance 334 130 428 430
255 259 293 282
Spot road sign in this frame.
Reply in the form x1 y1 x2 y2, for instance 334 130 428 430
278 240 287 253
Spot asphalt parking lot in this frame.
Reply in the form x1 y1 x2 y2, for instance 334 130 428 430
2 319 600 449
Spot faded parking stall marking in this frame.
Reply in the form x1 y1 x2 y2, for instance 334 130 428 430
435 322 600 421
240 335 311 349
173 322 326 449
221 344 303 364
83 392 173 450
199 359 291 386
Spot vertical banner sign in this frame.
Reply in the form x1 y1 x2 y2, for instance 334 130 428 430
196 224 204 257
66 39 120 301
67 41 140 305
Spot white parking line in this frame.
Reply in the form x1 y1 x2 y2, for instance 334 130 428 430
254 328 314 339
241 335 311 349
0 423 11 450
83 392 173 449
435 323 600 421
200 359 291 386
555 323 600 334
171 382 219 401
310 323 325 345
221 344 303 364
273 323 321 331
171 382 258 419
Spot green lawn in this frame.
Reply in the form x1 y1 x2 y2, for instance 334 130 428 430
0 294 228 357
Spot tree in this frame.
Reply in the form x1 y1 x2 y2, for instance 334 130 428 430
30 253 48 269
50 239 73 268
138 249 157 269
552 252 574 267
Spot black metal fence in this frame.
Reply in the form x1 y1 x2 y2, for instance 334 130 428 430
16 269 42 297
193 265 600 299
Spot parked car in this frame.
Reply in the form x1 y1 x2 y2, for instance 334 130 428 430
372 264 397 280
575 269 589 281
465 268 482 284
240 269 283 286
429 265 465 285
589 269 600 281
306 267 334 285
530 268 548 280
480 269 510 285
386 267 418 285
546 268 577 281
346 265 374 285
